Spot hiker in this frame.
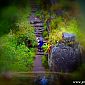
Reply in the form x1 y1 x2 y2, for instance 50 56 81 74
38 37 44 51
40 76 48 85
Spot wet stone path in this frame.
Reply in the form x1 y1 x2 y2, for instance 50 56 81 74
29 1 47 72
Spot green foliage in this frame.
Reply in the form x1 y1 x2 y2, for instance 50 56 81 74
0 4 37 72
42 31 48 38
42 55 49 69
42 8 84 46
49 17 83 45
72 64 85 80
35 11 41 18
50 0 72 12
42 43 48 53
0 31 36 72
44 11 50 22
48 29 62 44
51 3 62 11
0 34 17 72
35 0 41 4
50 16 63 30
13 44 35 71
0 6 19 36
15 20 37 47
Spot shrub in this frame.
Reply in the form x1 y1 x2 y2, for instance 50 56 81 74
0 5 37 72
42 55 49 69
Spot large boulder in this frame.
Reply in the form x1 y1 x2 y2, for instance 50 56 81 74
49 43 81 72
62 32 75 42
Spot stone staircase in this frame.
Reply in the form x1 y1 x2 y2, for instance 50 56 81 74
29 0 47 72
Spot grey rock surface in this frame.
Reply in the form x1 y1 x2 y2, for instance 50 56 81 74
49 43 81 72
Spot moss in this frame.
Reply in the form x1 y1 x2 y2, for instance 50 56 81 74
42 55 49 69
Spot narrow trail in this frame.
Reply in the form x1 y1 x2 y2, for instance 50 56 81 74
29 0 47 72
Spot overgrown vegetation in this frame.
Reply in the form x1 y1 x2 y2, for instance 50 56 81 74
49 17 78 44
38 0 85 81
42 55 49 69
0 1 37 72
40 0 85 73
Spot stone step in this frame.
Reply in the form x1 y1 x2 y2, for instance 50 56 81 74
35 26 43 28
35 31 42 33
35 30 42 33
36 52 44 55
30 20 42 24
35 28 43 30
35 32 42 34
34 22 43 25
35 28 44 30
33 24 43 27
35 30 43 33
34 21 43 23
35 33 42 35
33 23 43 25
37 49 44 52
33 67 45 69
36 34 42 37
33 67 45 71
35 30 44 32
35 28 44 31
35 34 42 37
30 19 42 24
34 25 44 27
35 27 44 30
31 25 43 28
36 36 43 38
